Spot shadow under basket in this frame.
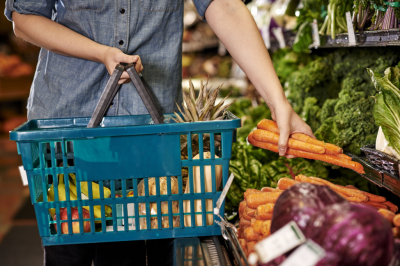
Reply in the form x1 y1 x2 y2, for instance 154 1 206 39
10 112 241 246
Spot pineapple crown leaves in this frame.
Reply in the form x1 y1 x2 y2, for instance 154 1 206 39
172 78 236 123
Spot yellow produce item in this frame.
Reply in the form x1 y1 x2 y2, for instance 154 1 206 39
183 152 222 227
69 173 112 199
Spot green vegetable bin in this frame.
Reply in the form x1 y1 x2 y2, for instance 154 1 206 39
9 112 241 246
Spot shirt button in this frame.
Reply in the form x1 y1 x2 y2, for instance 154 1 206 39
120 8 125 14
119 40 124 45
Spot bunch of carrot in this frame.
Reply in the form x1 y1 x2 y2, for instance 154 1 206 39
277 175 398 212
248 119 365 174
237 187 282 256
378 209 400 239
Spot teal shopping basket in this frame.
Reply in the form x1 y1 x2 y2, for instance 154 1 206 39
9 112 240 245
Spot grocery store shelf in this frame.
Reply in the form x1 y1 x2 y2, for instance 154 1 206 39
312 29 400 48
348 152 400 198
0 77 32 101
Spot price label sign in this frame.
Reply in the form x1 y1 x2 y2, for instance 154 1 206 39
255 221 306 263
346 11 356 46
280 240 326 266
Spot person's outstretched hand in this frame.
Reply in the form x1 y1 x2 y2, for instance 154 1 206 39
102 47 143 84
271 102 315 158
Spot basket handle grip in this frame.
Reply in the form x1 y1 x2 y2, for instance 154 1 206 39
87 63 164 128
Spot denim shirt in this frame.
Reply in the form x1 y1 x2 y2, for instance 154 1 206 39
4 0 212 120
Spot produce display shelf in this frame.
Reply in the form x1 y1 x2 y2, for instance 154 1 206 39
182 38 220 53
312 29 400 48
348 152 400 198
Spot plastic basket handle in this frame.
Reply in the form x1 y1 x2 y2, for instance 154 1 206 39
125 63 164 124
87 64 124 128
87 63 164 128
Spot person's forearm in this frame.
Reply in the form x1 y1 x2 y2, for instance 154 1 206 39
205 0 288 109
12 12 108 63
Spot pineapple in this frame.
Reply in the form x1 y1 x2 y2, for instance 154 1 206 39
173 77 235 163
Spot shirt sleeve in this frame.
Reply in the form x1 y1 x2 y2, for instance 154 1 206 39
4 0 55 22
192 0 213 20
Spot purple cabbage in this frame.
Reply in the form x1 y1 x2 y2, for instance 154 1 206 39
271 183 346 233
271 183 394 266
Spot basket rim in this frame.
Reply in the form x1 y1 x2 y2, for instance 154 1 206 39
10 111 241 142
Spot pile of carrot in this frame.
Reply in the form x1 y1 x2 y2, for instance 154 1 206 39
238 187 282 256
248 119 365 174
378 209 400 239
277 175 398 212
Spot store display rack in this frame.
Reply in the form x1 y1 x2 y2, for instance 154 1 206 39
311 29 400 49
348 152 400 198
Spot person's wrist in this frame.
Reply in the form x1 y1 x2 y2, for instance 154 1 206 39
97 45 113 65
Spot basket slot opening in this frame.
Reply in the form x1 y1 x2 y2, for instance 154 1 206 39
66 141 75 166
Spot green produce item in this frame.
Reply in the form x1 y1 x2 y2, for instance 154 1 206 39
293 22 313 54
294 0 329 30
301 97 321 132
315 77 378 155
319 0 352 38
286 55 339 114
368 65 400 156
227 138 328 209
320 98 339 123
272 48 311 86
228 98 272 139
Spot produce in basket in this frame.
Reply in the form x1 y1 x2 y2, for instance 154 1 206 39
183 152 222 226
272 183 394 266
171 78 235 159
138 177 180 229
54 207 91 234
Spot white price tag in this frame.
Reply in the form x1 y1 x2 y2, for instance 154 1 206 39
311 19 320 47
280 240 326 266
346 12 356 46
19 165 28 186
254 221 306 263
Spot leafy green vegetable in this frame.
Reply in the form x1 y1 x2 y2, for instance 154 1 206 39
293 22 313 54
228 98 272 139
301 97 321 132
368 67 400 156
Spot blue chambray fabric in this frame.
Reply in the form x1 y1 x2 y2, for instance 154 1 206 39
4 0 213 120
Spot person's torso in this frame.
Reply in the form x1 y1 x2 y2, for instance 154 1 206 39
28 0 184 120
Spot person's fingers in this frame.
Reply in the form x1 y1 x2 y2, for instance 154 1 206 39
118 78 131 84
292 123 316 139
278 126 290 156
115 53 140 64
120 71 130 79
135 57 142 73
140 65 144 73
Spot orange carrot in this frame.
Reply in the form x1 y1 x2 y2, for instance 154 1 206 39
384 201 399 213
261 220 271 236
378 209 395 225
296 175 368 201
337 154 352 160
277 178 300 190
291 133 343 155
365 201 389 210
245 207 256 218
257 119 280 134
246 191 282 209
252 129 325 154
346 185 386 203
252 220 264 234
248 133 364 174
244 189 264 200
239 201 246 219
257 119 343 154
394 214 400 227
335 191 367 203
244 227 263 241
247 241 257 254
255 203 274 220
261 187 277 192
242 208 253 221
